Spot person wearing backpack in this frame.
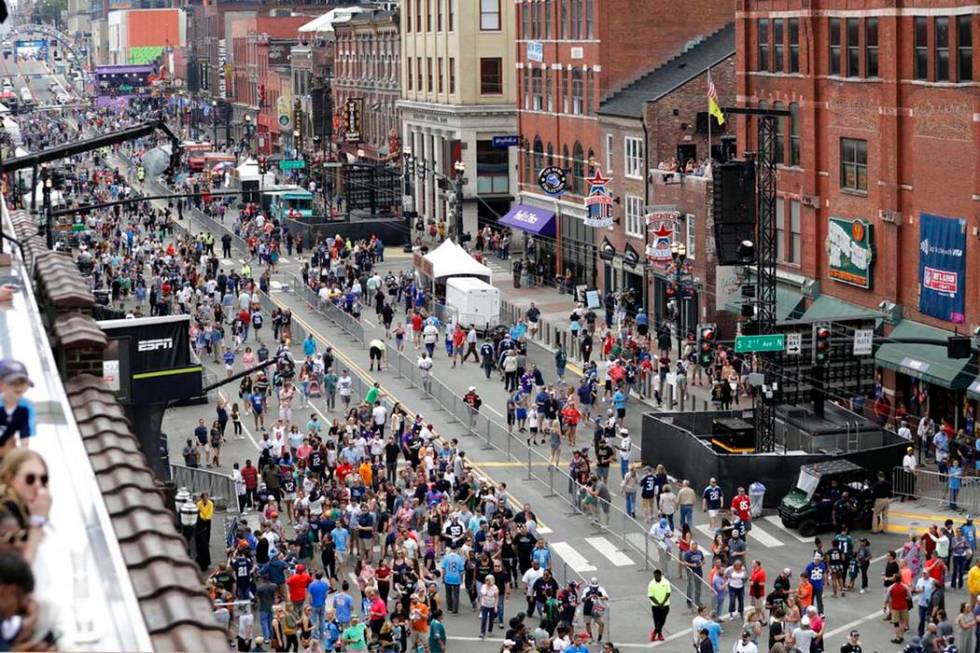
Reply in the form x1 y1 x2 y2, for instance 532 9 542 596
252 308 265 343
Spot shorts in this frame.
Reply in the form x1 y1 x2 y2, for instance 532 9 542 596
225 364 233 373
616 408 626 419
707 509 719 519
284 492 296 502
891 609 908 624
604 380 613 391
370 347 382 360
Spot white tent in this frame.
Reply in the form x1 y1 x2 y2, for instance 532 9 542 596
298 7 365 35
421 240 492 283
23 184 65 206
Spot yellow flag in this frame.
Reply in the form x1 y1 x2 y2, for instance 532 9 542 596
707 69 725 126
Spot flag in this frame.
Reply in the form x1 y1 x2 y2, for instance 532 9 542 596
707 69 725 126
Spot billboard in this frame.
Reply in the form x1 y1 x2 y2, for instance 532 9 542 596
826 217 874 289
918 212 967 323
15 39 48 59
344 98 363 143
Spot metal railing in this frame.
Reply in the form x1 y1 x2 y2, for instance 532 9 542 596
286 273 367 345
170 463 239 512
891 465 980 512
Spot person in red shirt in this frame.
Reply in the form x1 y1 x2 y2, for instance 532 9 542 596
241 459 259 510
749 560 767 614
336 460 353 485
885 577 911 644
561 401 582 446
731 487 752 530
286 564 313 615
410 312 424 347
925 550 947 588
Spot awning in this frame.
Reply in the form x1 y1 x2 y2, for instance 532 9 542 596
802 294 880 321
875 320 976 390
724 285 805 322
968 378 980 401
498 204 556 237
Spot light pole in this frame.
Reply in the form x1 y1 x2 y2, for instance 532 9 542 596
243 114 254 155
670 241 688 359
42 168 53 249
211 100 218 148
293 129 300 159
452 159 465 243
175 487 199 555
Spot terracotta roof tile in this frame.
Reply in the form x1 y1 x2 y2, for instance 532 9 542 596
54 314 108 349
64 375 228 652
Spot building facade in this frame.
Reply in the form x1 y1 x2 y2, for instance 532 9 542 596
511 0 733 291
737 0 980 428
333 9 401 164
399 0 518 238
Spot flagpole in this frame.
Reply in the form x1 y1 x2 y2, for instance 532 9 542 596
706 66 712 162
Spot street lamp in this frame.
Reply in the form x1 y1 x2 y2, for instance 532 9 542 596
42 170 53 249
452 160 466 243
211 100 218 148
176 487 198 555
293 129 301 159
243 114 254 154
670 241 688 358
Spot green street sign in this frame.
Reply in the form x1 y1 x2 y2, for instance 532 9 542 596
279 159 306 170
735 334 786 353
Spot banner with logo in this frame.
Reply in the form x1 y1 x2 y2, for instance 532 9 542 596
826 217 874 289
919 212 967 323
583 167 613 228
644 208 679 268
344 98 363 143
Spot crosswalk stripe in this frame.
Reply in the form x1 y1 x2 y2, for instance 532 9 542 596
585 536 634 566
551 541 596 573
763 515 814 543
695 524 715 540
537 526 553 534
222 258 235 266
746 523 783 548
279 257 290 264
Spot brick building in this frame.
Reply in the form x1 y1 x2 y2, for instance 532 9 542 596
509 0 733 292
591 25 734 338
737 0 980 428
333 9 401 164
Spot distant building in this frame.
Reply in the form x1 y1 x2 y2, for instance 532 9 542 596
106 8 186 66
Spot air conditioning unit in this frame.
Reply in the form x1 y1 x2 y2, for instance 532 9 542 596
800 194 820 209
879 209 902 224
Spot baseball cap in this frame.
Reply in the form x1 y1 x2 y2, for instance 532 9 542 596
296 564 305 572
0 360 33 386
801 616 810 626
849 630 860 638
590 577 599 587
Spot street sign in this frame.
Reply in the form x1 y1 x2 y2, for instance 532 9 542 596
492 135 520 148
785 332 802 355
735 334 786 353
279 159 306 170
853 328 873 356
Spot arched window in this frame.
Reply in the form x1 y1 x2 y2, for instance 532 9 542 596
587 148 595 174
523 141 531 183
573 141 585 194
563 144 570 188
533 136 544 174
547 142 554 168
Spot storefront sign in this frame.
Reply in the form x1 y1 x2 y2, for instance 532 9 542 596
217 39 227 99
599 237 615 261
645 209 679 267
537 165 566 196
527 40 543 62
491 135 520 148
826 217 874 289
919 212 967 323
623 243 640 268
277 95 292 129
344 98 363 143
583 167 614 228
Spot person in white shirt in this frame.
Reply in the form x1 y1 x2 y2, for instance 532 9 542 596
898 420 912 441
337 371 353 409
902 445 918 500
372 404 388 435
732 630 758 653
417 353 434 393
617 429 633 478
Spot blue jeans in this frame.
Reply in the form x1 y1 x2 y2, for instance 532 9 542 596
953 556 967 588
260 609 273 640
480 606 496 636
625 491 636 516
620 458 630 478
311 604 325 640
496 592 506 626
680 505 694 530
950 486 960 510
727 586 744 615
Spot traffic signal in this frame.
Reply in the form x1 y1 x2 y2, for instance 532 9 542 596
813 322 831 365
698 323 717 368
258 155 267 174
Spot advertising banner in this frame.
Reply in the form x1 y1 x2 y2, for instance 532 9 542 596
583 167 613 228
344 98 363 143
919 212 967 323
826 217 874 289
645 208 679 268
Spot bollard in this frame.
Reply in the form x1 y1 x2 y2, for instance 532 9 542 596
483 419 493 450
526 444 533 481
642 532 650 572
546 464 557 497
668 384 674 410
679 389 686 411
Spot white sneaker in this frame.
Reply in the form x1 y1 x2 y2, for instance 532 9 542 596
859 589 866 594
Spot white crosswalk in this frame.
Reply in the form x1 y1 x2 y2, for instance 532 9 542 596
763 515 815 543
221 258 235 266
695 520 788 548
550 541 597 573
585 536 634 566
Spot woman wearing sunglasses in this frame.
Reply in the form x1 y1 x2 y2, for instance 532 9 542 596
0 449 51 564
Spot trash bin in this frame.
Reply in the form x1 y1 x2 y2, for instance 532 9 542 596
748 481 766 518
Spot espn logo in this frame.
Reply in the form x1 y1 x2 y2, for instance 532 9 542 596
137 338 174 352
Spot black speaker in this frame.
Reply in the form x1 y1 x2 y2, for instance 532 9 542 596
713 160 757 265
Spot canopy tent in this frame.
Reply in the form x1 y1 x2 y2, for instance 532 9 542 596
298 7 365 35
420 240 492 283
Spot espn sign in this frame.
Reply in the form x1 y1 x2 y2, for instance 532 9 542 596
137 338 174 352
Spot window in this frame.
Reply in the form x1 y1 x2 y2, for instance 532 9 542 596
570 0 581 39
480 58 503 94
758 19 770 71
829 18 842 75
846 18 859 77
426 57 433 92
790 200 801 264
547 142 554 168
531 67 543 110
562 144 570 186
789 18 800 73
959 16 973 81
544 0 552 38
585 0 593 38
437 0 442 31
775 199 786 262
572 141 585 193
426 0 432 31
773 102 785 165
448 0 454 31
624 136 643 179
477 139 509 194
545 68 553 111
529 1 538 38
561 69 569 113
936 17 950 81
437 57 443 93
866 18 879 77
773 19 784 73
416 0 422 33
685 214 696 260
585 69 594 115
416 57 422 91
407 57 413 91
840 137 868 192
449 58 456 93
915 16 928 80
560 0 568 39
406 0 412 31
480 0 501 31
624 195 644 238
571 68 583 114
522 67 530 109
789 102 800 166
521 1 529 38
605 133 613 171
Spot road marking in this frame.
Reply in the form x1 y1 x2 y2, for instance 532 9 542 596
695 524 715 541
270 280 283 293
536 526 553 534
550 541 596 573
824 608 884 639
279 257 290 264
746 522 784 548
585 536 634 567
222 259 235 266
762 515 814 543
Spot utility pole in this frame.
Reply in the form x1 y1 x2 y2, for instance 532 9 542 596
451 160 466 243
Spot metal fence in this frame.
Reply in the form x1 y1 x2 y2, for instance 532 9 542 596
170 463 239 512
891 465 980 512
285 273 367 345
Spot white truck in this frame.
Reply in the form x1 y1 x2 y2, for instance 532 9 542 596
444 276 501 333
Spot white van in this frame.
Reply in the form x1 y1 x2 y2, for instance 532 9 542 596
445 276 500 333
19 88 31 103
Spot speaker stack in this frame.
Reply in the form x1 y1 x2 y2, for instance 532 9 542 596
712 160 757 266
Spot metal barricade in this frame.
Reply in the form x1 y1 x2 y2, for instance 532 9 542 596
169 464 239 512
891 465 980 511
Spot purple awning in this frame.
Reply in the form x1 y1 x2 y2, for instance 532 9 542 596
498 204 556 237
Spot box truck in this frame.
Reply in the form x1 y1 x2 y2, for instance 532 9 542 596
444 276 500 333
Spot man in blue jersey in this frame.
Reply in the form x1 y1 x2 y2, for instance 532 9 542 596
702 478 724 530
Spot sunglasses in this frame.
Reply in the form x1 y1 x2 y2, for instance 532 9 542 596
23 473 49 487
